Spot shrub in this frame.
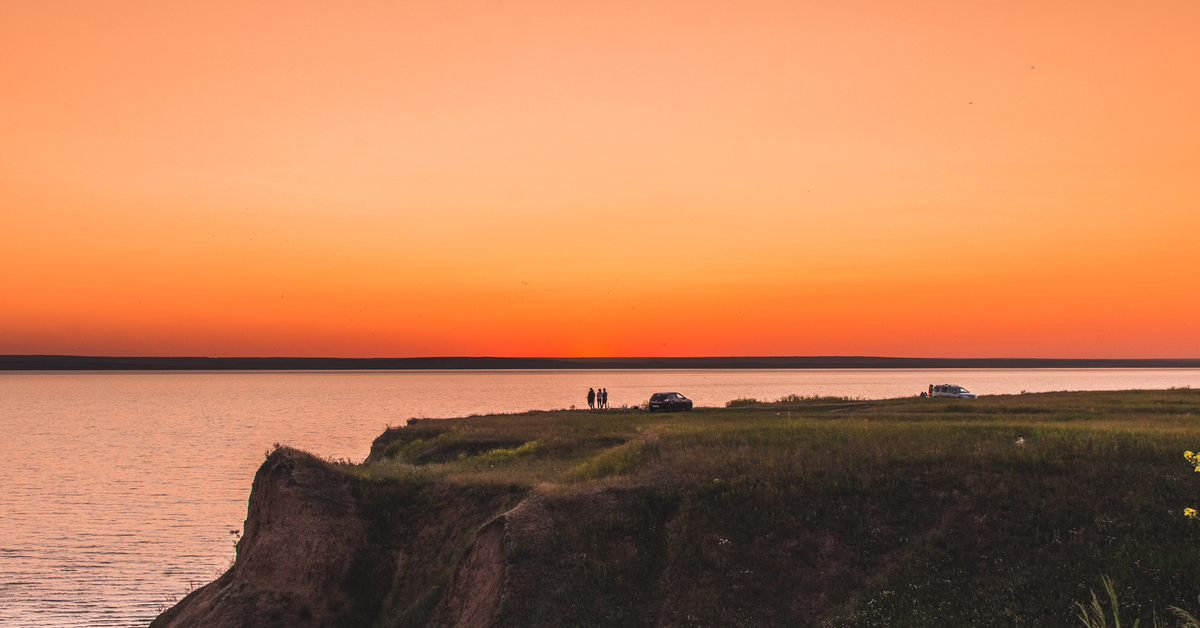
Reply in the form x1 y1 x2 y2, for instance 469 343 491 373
776 393 860 403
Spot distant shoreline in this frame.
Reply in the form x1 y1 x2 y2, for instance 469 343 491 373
3 355 1200 371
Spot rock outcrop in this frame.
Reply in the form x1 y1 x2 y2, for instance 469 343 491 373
149 445 880 627
150 448 522 628
151 443 852 627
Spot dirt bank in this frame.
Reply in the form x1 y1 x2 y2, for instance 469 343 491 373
152 391 1200 627
150 447 522 628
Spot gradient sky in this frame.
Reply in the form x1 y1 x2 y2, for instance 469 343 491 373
2 0 1197 358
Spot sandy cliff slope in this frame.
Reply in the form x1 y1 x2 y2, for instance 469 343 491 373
150 448 521 628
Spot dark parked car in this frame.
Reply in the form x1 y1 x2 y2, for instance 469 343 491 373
648 392 693 412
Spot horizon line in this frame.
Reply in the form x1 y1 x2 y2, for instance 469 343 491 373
4 355 1200 371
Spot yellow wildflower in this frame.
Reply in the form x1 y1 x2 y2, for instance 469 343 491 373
1186 508 1197 519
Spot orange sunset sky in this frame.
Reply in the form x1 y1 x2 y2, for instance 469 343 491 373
2 1 1197 358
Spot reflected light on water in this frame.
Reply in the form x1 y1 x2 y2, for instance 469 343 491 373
2 368 1198 626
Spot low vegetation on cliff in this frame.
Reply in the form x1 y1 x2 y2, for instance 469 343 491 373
158 389 1200 627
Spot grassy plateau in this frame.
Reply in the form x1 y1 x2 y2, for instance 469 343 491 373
326 389 1200 627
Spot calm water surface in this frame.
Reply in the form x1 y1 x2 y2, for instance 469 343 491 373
2 368 1198 626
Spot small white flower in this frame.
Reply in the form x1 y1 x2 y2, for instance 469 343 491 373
1015 437 1025 446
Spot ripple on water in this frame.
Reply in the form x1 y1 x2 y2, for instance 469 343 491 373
3 369 1199 626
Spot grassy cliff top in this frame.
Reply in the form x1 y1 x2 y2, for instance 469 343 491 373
359 389 1200 491
328 389 1200 627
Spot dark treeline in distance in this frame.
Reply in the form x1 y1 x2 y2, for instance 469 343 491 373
4 354 1200 371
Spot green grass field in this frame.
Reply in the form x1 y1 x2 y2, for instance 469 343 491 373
347 388 1200 626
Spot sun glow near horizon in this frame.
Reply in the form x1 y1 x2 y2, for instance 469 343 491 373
2 0 1198 358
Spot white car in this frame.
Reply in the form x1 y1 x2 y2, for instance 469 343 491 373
929 384 976 399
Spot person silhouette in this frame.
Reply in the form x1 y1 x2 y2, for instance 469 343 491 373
587 388 596 409
601 388 608 409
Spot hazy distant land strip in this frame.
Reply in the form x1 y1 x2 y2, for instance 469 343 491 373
4 355 1200 371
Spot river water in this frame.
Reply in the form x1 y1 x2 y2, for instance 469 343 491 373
2 368 1198 626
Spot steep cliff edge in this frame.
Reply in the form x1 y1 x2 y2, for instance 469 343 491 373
150 447 523 628
152 391 1200 627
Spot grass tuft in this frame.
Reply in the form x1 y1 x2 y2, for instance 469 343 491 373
775 393 863 403
564 439 659 483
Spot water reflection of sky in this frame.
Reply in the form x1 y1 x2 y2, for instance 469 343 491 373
2 368 1198 626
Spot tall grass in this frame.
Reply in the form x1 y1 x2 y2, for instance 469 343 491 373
341 388 1200 626
776 393 863 402
564 439 659 483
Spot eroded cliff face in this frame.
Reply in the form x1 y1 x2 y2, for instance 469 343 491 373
150 448 523 628
151 392 1200 627
150 447 870 628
